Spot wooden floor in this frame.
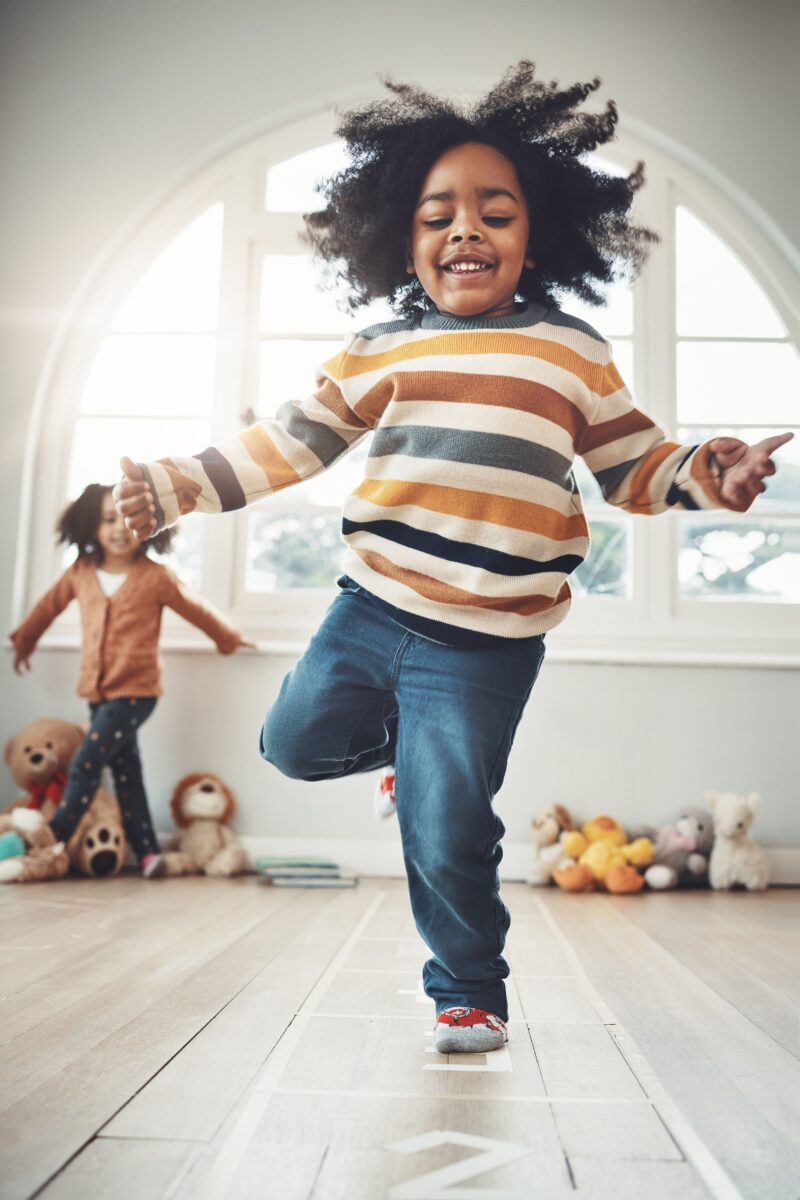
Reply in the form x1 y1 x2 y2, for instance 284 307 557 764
1 876 799 1200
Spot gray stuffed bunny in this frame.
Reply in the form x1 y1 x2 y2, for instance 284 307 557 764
636 807 715 890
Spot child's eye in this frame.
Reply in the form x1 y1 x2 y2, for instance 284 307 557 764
423 218 450 228
484 216 513 225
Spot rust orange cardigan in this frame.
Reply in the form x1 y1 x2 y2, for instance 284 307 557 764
10 556 241 702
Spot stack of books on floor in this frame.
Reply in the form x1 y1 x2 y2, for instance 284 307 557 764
255 856 359 888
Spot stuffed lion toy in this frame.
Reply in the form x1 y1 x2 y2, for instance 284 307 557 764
162 772 248 877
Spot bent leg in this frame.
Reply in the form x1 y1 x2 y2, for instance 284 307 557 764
260 588 406 781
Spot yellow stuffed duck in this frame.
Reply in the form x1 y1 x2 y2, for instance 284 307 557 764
553 814 653 894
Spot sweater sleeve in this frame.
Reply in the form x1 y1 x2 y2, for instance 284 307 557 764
576 343 749 515
9 567 76 656
139 338 371 532
159 568 242 654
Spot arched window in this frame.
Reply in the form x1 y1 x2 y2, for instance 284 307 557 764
18 111 800 662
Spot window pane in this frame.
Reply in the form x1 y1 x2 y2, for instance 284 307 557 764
572 519 630 598
679 516 800 602
151 514 204 592
112 204 223 333
260 254 394 334
677 426 800 511
558 284 633 337
676 207 786 338
246 510 344 590
80 335 215 417
258 339 343 417
265 141 350 213
677 342 800 425
68 417 210 496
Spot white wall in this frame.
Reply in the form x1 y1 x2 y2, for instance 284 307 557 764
2 0 798 847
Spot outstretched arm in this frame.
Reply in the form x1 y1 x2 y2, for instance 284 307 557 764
159 569 255 654
577 349 792 514
114 343 370 539
9 570 76 673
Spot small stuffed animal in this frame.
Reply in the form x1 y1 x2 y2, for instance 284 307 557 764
162 772 248 877
554 814 653 894
0 808 69 883
528 804 575 886
708 791 769 891
4 718 127 879
638 807 715 890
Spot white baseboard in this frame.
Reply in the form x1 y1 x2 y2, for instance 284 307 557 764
236 835 800 887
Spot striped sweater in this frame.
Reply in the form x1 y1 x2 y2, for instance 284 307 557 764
140 301 742 642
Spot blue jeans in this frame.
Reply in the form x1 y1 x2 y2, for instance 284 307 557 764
260 580 545 1021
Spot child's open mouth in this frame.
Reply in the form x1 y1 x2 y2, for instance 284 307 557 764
441 260 495 279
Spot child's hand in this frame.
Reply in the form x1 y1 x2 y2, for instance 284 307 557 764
232 634 258 651
12 647 32 675
710 432 794 509
113 457 157 540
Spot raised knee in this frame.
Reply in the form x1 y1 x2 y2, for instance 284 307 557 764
259 716 313 780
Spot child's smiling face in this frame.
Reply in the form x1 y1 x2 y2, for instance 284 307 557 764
407 141 535 320
96 490 138 567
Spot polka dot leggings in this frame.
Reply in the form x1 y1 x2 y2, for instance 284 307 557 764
50 697 159 862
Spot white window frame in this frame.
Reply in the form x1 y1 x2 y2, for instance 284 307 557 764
14 110 800 666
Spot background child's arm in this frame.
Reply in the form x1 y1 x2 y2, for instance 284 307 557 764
9 569 76 674
114 340 369 539
160 568 253 654
576 345 791 514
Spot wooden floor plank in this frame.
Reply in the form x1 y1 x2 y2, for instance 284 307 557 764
537 888 800 1200
103 884 382 1141
37 1138 199 1200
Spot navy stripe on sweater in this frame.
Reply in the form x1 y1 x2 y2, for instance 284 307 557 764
194 447 246 511
341 517 583 578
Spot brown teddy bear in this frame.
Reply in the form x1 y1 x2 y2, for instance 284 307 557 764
4 718 127 879
162 772 248 877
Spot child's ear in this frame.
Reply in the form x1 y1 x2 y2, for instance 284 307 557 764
524 250 536 270
404 238 416 276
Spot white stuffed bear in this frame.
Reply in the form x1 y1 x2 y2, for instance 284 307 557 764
527 804 576 886
708 791 769 891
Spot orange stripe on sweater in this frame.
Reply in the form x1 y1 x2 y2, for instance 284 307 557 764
325 333 598 389
626 441 682 513
579 407 656 454
352 371 588 441
314 376 369 429
354 478 588 541
359 549 573 616
239 426 302 491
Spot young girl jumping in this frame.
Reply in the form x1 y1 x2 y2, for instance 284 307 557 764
10 483 252 877
114 63 791 1047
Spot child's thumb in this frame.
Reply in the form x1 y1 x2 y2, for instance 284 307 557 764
120 456 144 481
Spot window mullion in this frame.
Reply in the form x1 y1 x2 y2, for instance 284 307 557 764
632 173 677 630
201 169 253 610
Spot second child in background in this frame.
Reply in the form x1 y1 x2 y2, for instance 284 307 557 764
9 484 253 878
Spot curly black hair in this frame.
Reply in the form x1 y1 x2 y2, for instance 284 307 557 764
303 61 659 319
56 483 175 561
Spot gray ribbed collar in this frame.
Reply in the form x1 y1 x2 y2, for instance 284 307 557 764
419 300 551 331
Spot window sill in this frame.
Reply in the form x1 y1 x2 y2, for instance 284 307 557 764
9 635 799 669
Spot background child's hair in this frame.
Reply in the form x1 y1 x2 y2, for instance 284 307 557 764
304 60 659 319
56 483 175 560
